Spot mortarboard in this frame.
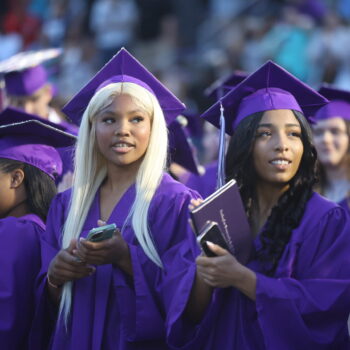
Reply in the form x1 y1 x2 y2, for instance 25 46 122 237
168 115 203 175
204 70 248 100
202 60 329 135
314 85 350 121
0 48 62 96
201 60 329 188
0 107 76 179
62 48 186 125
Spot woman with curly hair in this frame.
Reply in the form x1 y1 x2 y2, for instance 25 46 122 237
167 61 350 350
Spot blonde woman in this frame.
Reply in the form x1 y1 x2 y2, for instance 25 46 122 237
29 49 200 350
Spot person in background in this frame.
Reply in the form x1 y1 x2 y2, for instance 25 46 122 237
312 85 350 212
0 109 75 350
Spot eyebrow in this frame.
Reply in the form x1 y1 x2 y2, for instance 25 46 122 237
258 123 301 128
99 108 145 115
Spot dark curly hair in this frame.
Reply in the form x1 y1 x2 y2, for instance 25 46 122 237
226 111 318 275
0 158 57 222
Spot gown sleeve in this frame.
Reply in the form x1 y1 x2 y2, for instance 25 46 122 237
28 193 67 350
255 207 350 349
111 187 202 342
0 217 42 349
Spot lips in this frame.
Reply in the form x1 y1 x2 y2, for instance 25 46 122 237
111 140 135 153
269 158 291 165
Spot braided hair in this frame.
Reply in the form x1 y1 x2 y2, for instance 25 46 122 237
226 110 318 275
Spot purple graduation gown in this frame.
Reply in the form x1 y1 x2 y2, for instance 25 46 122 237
183 162 217 199
29 173 200 350
167 193 350 350
339 197 350 215
0 214 45 349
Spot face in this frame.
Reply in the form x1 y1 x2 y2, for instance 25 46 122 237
0 170 16 219
253 109 304 187
94 94 151 170
8 85 52 119
312 117 349 167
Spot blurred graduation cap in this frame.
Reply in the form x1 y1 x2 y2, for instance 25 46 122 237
201 60 329 187
0 48 62 96
314 84 350 121
204 70 248 100
168 115 203 175
0 105 78 135
0 107 76 179
63 47 186 125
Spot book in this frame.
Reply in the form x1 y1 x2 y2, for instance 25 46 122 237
190 179 253 264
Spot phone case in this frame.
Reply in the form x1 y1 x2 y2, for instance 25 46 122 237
197 221 230 257
87 223 117 242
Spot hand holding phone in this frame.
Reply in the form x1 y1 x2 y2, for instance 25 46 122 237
197 221 230 257
86 223 117 242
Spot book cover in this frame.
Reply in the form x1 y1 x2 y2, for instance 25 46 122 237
190 179 253 264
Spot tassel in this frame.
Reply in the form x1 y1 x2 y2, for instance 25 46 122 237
216 101 226 189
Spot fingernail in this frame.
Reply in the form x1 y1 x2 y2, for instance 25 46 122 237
206 241 215 247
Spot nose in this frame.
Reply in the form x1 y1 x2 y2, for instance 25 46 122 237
274 133 289 152
114 119 130 136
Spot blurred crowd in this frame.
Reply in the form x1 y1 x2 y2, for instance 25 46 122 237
1 0 350 162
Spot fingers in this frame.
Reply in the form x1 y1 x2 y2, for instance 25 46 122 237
188 198 204 211
66 238 78 254
97 219 106 227
206 241 229 256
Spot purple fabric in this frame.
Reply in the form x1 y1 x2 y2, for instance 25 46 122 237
339 197 350 214
0 107 76 179
29 173 200 350
97 75 155 96
205 71 248 100
168 120 201 175
315 85 350 121
314 101 350 121
201 60 329 135
5 65 48 96
167 193 350 349
0 137 62 179
234 87 303 129
182 161 217 198
62 48 186 125
0 214 45 349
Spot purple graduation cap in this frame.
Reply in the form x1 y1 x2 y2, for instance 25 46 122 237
204 70 248 100
202 60 329 135
201 60 329 187
314 85 350 121
62 47 186 125
0 48 62 96
0 108 76 179
168 115 202 175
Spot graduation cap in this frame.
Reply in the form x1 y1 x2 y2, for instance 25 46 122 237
0 48 62 96
314 84 350 121
62 47 186 125
0 107 76 179
202 60 328 135
168 115 203 175
0 105 79 135
204 70 248 100
201 60 329 188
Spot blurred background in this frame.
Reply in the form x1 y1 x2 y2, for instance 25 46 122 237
1 0 350 162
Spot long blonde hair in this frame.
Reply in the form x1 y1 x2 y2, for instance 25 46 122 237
59 82 168 323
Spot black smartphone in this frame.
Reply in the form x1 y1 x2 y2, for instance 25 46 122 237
197 221 230 257
86 223 117 242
